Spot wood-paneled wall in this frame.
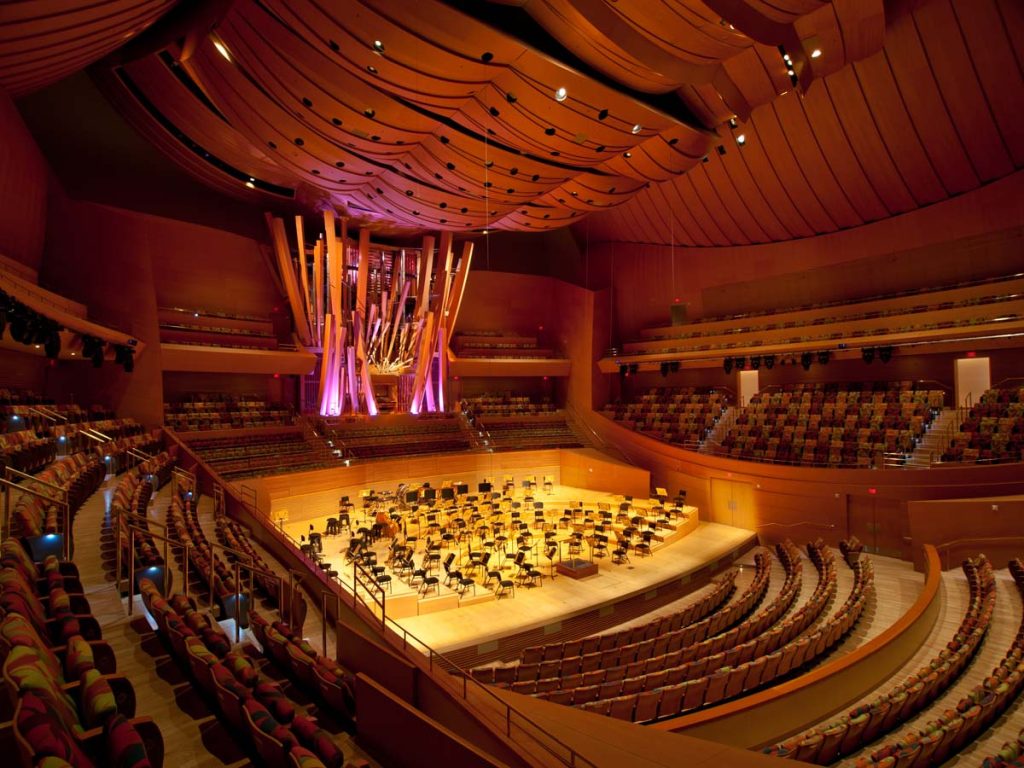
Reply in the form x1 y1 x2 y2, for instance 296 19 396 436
0 92 48 272
583 170 1024 340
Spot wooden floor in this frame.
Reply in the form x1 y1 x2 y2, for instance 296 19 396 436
275 482 754 654
68 474 373 768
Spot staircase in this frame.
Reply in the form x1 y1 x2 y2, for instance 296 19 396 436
700 406 737 453
907 407 961 467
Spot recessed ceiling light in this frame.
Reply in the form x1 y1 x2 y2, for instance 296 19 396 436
624 152 632 158
213 40 231 61
367 65 378 74
555 87 567 102
787 69 795 76
728 117 738 128
736 134 747 145
631 124 642 134
372 40 385 53
245 181 255 189
811 49 822 58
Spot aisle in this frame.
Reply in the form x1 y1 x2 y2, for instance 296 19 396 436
73 474 249 768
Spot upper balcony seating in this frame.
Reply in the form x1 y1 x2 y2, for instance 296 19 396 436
0 536 165 767
158 307 278 351
461 393 558 418
712 382 944 468
215 516 280 606
479 416 583 451
942 387 1024 464
844 557 1024 768
765 551 997 763
982 727 1024 767
453 331 559 359
319 414 470 461
620 273 1024 360
602 387 730 447
187 432 328 480
164 394 293 432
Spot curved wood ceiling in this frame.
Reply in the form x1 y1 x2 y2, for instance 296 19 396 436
582 0 1024 245
7 0 1019 244
0 0 178 97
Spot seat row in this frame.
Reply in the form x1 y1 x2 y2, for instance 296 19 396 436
526 542 805 702
516 567 739 667
767 553 997 763
577 546 872 723
983 726 1024 767
11 452 105 540
848 556 1024 767
139 579 345 768
0 537 164 767
503 553 774 691
215 514 281 605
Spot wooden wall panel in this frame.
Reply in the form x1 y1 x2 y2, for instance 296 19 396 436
455 271 558 337
147 217 283 317
39 196 164 425
583 171 1024 338
0 92 49 273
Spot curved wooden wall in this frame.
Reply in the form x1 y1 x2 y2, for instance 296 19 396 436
584 412 1024 561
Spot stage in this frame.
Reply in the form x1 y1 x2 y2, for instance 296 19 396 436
272 479 757 658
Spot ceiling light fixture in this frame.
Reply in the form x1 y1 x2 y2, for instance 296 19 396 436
736 134 746 145
372 40 385 53
555 87 567 102
811 49 822 58
213 40 231 61
631 124 642 134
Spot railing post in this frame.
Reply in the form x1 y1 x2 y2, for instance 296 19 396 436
234 561 241 645
127 527 135 616
183 542 190 601
114 505 122 599
209 541 217 615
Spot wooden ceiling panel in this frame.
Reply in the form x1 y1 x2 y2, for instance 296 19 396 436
0 0 176 97
8 0 1008 244
914 0 1015 182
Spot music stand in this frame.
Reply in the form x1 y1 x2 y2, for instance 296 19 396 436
478 482 492 493
441 487 455 502
456 483 469 496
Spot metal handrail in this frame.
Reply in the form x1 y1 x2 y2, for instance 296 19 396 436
232 491 594 768
363 591 597 768
1 477 72 557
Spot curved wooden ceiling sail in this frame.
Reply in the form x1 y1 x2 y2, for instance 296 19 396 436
582 0 1024 246
90 0 715 233
0 0 177 98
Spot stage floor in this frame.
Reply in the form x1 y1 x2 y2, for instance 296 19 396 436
276 481 756 654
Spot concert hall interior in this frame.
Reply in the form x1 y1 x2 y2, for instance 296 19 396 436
2 1 1024 767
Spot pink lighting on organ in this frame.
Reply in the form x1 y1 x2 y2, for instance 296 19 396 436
269 213 473 417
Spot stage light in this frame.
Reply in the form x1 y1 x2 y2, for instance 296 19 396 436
670 361 680 373
879 346 893 363
862 347 875 364
660 362 669 377
619 364 627 378
817 350 831 365
723 357 733 374
764 355 775 370
628 363 639 375
801 352 813 371
554 87 567 102
750 356 761 370
734 356 746 370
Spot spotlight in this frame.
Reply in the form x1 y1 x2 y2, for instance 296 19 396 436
862 347 875 364
723 357 733 374
628 363 639 375
659 362 669 377
763 355 775 370
554 87 567 102
734 357 746 370
801 352 813 371
619 364 627 378
750 356 761 370
817 350 831 366
44 331 61 359
669 361 680 373
879 346 893 363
